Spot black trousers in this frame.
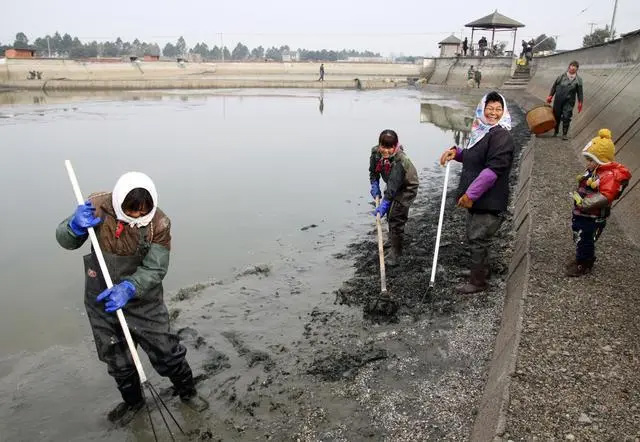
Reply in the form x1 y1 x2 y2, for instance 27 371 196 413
572 215 606 261
466 211 503 269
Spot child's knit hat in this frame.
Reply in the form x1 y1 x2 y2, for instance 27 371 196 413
582 128 615 165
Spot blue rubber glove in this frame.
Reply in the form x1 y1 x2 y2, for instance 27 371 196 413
69 201 101 236
370 180 381 199
96 281 136 313
373 199 391 217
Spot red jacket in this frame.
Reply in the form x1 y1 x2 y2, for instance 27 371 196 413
574 162 631 219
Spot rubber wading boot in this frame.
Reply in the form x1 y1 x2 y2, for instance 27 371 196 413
107 400 145 427
456 267 488 294
172 369 210 412
565 258 595 277
562 122 570 140
385 235 403 267
180 389 210 412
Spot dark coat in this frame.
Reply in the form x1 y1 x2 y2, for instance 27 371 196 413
457 126 515 213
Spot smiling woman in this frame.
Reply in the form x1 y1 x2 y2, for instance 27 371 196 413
439 91 514 294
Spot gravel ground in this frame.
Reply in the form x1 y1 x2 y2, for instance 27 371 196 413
501 99 640 441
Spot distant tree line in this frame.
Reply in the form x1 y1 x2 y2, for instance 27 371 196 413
0 32 380 61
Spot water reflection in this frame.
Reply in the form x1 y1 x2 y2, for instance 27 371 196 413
420 102 473 146
318 88 324 115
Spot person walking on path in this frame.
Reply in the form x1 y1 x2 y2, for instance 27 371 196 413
547 60 584 140
462 37 468 56
56 172 209 426
566 129 631 276
439 91 515 294
369 129 419 267
318 63 325 81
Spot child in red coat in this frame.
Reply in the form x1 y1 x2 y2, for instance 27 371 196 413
567 129 631 276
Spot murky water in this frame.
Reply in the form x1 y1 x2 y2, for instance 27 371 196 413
0 88 475 441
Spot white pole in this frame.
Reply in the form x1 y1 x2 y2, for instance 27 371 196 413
64 160 148 384
430 161 450 287
609 0 619 40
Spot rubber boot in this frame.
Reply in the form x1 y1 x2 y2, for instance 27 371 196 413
460 264 491 279
565 258 595 277
553 122 560 137
108 377 145 427
171 366 209 412
386 235 403 267
456 266 488 294
562 121 570 140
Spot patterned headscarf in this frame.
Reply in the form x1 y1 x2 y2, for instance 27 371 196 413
465 92 511 150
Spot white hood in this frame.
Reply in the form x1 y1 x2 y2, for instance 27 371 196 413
112 172 158 227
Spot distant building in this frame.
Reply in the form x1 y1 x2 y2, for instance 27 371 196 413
282 50 300 62
5 47 36 59
438 35 462 57
344 56 391 63
143 54 160 62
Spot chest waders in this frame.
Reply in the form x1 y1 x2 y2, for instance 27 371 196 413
83 225 196 407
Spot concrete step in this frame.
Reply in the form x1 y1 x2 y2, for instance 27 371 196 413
504 80 530 86
501 84 527 90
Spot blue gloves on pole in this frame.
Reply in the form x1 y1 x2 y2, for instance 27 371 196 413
69 200 101 236
370 180 382 199
96 280 136 312
373 198 391 217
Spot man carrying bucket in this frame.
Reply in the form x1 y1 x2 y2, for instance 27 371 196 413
547 60 584 140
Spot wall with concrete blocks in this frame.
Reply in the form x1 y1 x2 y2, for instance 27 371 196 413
471 137 534 441
525 30 640 244
423 56 514 88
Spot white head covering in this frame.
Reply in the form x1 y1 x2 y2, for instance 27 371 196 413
112 172 158 228
465 92 512 150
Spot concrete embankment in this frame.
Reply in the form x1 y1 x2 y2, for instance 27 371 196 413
526 29 640 244
471 29 640 441
0 59 421 90
0 56 517 91
422 56 514 88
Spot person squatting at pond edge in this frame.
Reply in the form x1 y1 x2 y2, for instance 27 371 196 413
567 129 631 277
440 91 515 294
369 129 419 267
55 172 209 426
547 60 584 140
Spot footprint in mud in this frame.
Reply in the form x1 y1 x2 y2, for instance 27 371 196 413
221 331 275 371
177 327 207 349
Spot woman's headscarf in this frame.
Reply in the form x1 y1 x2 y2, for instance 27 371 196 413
465 92 511 150
112 172 158 228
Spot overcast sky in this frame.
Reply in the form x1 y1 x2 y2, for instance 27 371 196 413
1 0 637 56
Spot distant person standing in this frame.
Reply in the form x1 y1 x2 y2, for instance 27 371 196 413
478 37 488 56
474 69 482 88
318 63 325 81
546 60 584 140
520 39 527 58
467 65 476 88
462 37 469 56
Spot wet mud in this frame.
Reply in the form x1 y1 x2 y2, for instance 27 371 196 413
0 92 530 441
149 102 531 440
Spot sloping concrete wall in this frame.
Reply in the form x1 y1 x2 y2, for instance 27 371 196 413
525 31 640 244
424 56 514 88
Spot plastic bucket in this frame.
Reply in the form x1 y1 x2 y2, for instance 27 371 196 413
526 104 556 135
